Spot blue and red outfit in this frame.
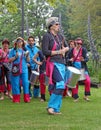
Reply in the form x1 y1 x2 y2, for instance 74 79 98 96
9 48 30 103
66 47 91 99
42 31 67 113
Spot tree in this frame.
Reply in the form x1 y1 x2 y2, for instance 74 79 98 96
0 0 19 14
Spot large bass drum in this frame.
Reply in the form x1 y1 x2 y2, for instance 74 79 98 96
67 66 81 88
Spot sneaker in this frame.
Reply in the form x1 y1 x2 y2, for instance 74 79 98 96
40 99 45 102
83 97 90 101
67 91 72 97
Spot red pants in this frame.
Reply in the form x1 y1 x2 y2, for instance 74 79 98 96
72 74 91 99
39 73 46 95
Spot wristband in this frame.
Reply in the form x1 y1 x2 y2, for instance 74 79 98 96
57 51 60 55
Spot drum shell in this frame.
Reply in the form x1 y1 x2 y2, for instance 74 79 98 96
29 71 39 85
67 66 81 88
79 69 86 81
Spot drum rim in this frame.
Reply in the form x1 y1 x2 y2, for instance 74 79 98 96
32 71 39 75
67 66 81 74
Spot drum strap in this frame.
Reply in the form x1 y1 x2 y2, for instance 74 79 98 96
73 47 82 63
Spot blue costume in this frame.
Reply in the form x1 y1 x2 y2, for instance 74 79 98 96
25 43 40 97
9 48 30 103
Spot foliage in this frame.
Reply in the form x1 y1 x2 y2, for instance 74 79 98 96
87 58 101 83
0 0 19 14
23 0 53 44
0 0 53 46
68 0 101 47
46 0 66 7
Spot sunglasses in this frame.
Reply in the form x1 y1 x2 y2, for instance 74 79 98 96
77 43 82 45
55 23 60 26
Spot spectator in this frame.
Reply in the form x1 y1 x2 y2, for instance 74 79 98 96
9 37 30 103
0 39 12 100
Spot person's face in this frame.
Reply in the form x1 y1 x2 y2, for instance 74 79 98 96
70 42 75 48
76 42 82 49
2 43 9 49
28 38 34 46
75 40 82 48
51 23 60 33
17 41 23 48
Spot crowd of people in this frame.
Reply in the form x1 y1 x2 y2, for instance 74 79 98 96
0 17 91 115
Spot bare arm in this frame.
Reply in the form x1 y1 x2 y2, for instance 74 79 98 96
33 53 42 65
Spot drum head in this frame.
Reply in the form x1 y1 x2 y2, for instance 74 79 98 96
67 66 81 75
32 71 39 76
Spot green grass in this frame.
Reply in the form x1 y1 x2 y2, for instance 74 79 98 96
0 86 101 130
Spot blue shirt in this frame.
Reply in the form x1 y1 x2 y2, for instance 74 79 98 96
25 43 39 70
9 48 28 73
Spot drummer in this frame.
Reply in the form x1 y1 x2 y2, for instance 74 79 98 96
66 37 91 102
25 36 40 98
63 40 76 97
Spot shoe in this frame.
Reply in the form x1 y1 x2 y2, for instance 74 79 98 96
67 91 72 97
83 97 90 101
74 98 79 102
47 108 55 115
0 97 4 101
40 99 45 102
8 95 13 100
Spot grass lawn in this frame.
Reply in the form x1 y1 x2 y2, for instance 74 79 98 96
0 86 101 130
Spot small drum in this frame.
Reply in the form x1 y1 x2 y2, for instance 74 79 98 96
79 68 86 81
67 66 81 88
29 71 39 85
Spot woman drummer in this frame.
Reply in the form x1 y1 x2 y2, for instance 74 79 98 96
67 37 91 102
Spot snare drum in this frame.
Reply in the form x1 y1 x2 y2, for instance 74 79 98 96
29 71 39 85
67 66 81 88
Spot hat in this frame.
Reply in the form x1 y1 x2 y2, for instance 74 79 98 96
46 17 59 29
2 39 10 45
75 37 83 44
15 37 25 44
